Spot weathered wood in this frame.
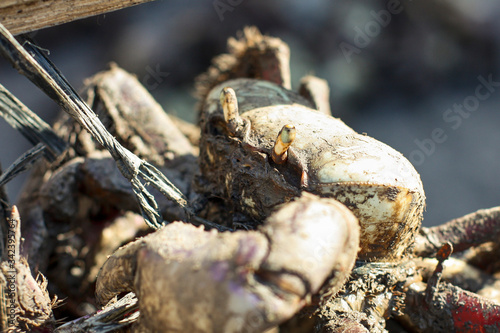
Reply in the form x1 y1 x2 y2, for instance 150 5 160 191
0 83 67 160
55 292 138 333
0 0 156 35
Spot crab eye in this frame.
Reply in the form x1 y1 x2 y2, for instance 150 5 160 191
220 87 242 135
272 124 296 164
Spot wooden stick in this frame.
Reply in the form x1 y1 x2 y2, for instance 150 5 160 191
0 0 156 35
56 292 139 333
0 83 67 160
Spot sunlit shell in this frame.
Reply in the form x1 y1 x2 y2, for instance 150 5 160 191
200 78 425 261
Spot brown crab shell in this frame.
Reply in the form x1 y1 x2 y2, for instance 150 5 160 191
199 78 425 261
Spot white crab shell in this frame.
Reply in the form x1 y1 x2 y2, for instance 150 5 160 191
200 78 425 261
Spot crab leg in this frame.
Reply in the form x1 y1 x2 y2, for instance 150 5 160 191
413 257 494 293
0 206 54 331
402 242 500 332
414 206 500 257
403 280 500 332
298 75 332 116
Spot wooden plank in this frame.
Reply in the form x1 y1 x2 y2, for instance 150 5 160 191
0 0 155 35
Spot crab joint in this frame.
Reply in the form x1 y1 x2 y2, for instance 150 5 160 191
220 87 242 135
272 124 296 164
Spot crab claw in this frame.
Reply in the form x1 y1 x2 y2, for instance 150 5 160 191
96 193 359 333
272 124 296 164
220 87 242 135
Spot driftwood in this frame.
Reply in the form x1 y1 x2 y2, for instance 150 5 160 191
0 0 156 35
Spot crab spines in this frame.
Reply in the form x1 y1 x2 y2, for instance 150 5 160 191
220 87 243 135
272 124 296 165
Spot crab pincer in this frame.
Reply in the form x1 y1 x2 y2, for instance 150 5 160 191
96 193 359 332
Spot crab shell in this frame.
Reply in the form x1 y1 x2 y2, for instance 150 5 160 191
199 78 425 261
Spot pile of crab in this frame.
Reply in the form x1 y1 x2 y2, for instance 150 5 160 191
1 26 500 333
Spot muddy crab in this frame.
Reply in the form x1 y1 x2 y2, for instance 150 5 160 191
1 25 500 332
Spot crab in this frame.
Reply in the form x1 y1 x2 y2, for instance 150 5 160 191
1 26 500 332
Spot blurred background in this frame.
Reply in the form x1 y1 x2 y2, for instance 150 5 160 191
1 0 499 227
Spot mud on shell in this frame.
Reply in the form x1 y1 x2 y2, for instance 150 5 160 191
199 78 425 261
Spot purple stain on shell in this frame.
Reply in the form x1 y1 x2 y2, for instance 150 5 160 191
211 261 229 281
235 237 261 266
228 281 260 305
